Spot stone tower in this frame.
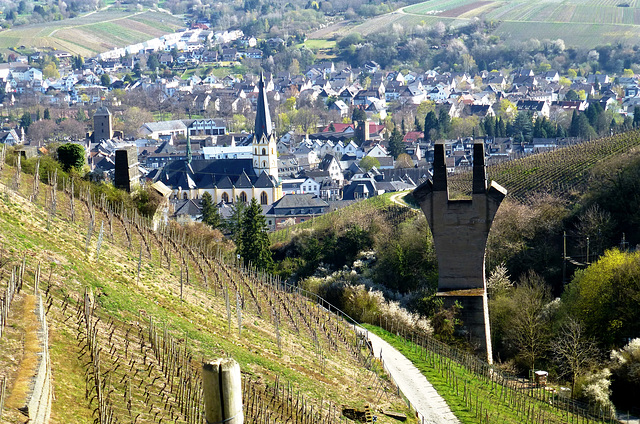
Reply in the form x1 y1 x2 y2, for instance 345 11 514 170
413 142 506 363
252 73 279 181
93 106 113 141
114 146 140 192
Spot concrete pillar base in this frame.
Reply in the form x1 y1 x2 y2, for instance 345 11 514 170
436 289 493 364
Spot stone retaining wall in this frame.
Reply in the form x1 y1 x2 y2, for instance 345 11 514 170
25 292 51 424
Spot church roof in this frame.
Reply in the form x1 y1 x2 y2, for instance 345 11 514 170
216 175 234 189
254 72 273 142
235 171 253 188
158 158 257 189
254 171 276 188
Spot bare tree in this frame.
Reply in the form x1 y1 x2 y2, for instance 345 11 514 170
27 119 58 145
551 318 599 393
505 271 552 372
57 118 87 140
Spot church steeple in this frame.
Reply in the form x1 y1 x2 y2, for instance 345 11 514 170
254 72 272 142
252 71 278 182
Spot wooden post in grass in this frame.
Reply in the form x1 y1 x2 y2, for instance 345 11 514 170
202 359 243 424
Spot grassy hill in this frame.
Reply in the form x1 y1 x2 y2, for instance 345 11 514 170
313 0 640 48
0 155 414 423
0 9 183 58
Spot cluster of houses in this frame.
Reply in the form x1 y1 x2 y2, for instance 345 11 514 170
4 24 640 229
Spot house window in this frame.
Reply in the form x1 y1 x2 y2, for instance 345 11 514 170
239 192 247 203
260 191 268 205
222 192 229 203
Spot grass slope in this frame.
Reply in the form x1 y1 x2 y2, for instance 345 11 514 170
0 160 414 423
0 9 183 57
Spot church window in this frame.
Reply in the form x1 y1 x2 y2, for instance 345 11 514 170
262 161 266 168
239 192 247 203
183 192 188 199
260 191 268 205
262 148 266 155
222 192 229 202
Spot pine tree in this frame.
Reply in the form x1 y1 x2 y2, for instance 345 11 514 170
438 109 451 138
424 111 439 141
239 198 273 271
43 108 50 120
200 192 221 229
633 106 640 128
388 126 405 159
569 110 580 137
225 199 247 248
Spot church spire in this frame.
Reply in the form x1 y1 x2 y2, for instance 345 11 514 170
254 72 272 142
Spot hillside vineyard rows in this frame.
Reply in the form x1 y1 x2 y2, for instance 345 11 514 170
0 149 410 423
447 130 640 200
1 128 637 423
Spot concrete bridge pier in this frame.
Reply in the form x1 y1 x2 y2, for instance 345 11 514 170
413 142 506 363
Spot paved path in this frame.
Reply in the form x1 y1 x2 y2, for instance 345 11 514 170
357 328 460 424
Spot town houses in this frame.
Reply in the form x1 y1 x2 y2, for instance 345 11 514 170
2 26 639 229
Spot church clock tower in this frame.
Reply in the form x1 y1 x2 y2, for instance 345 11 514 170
253 73 279 180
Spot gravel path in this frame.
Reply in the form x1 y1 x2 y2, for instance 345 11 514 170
357 328 460 424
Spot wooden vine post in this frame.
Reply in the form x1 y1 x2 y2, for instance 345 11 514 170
202 359 243 424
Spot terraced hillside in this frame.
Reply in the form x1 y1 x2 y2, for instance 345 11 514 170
0 154 414 423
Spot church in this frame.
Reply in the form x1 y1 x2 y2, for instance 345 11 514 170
155 73 283 206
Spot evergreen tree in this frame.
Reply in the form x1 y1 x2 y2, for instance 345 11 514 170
424 110 439 141
200 192 221 229
484 116 496 137
20 112 32 130
225 199 247 248
57 143 85 172
414 116 423 132
633 106 640 129
510 112 534 142
239 198 273 271
569 110 580 137
438 109 451 138
388 126 405 158
43 108 50 120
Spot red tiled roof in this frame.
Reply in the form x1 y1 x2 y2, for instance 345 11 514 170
403 131 423 143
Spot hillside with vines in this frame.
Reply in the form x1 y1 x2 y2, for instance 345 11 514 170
0 150 414 423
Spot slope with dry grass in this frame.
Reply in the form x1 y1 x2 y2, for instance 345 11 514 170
0 159 416 423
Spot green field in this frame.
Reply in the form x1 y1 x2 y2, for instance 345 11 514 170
329 0 640 47
0 9 183 57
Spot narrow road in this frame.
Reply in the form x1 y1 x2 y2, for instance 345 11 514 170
357 328 460 424
389 190 412 208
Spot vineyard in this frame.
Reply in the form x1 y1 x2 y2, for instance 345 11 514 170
366 323 618 424
1 129 636 423
448 131 640 202
0 150 414 423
